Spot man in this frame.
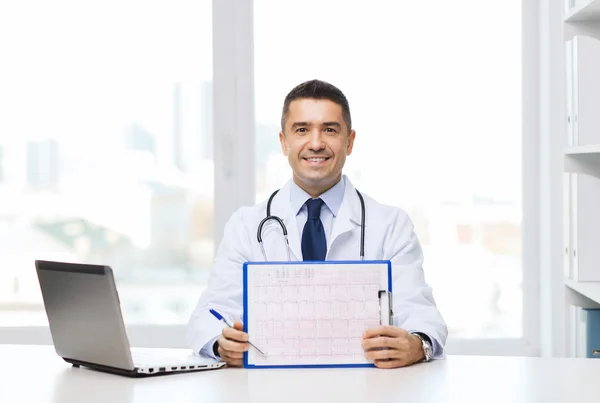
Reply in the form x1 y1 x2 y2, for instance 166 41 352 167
188 79 447 368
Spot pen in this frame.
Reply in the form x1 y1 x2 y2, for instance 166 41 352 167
209 309 266 356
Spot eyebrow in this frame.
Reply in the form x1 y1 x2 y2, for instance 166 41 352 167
322 122 342 129
290 122 309 129
290 121 343 129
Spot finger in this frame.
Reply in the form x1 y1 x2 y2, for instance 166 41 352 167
362 336 402 351
218 336 250 353
365 348 404 361
218 345 244 360
219 349 244 362
228 359 244 367
219 345 245 366
363 326 408 339
223 326 249 342
233 321 244 331
222 355 244 368
374 358 408 369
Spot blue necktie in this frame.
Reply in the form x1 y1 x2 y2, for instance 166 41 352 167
302 198 327 261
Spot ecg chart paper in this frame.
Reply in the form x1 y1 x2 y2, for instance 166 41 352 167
244 262 391 367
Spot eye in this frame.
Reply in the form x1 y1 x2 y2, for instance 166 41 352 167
295 127 307 133
325 127 337 133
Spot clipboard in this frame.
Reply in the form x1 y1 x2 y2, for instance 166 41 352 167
242 260 392 369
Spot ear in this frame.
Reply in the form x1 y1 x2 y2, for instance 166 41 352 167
279 131 288 156
346 130 356 156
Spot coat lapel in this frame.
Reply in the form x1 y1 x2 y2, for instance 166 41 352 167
327 176 364 254
283 209 302 261
263 181 302 261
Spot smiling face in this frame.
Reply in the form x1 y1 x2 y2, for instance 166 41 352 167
280 98 356 197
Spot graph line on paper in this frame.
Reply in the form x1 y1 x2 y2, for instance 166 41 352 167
246 263 388 366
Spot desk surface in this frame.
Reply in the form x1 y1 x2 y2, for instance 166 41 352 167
1 345 600 403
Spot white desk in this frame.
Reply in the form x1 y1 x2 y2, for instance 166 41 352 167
1 345 600 403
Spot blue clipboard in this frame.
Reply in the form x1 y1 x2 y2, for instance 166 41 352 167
242 260 392 369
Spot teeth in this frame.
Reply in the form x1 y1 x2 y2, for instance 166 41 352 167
307 158 326 162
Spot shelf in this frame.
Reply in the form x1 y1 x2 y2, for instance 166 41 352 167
565 0 600 22
566 278 600 304
564 145 600 155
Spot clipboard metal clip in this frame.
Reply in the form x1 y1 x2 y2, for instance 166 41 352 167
378 290 393 326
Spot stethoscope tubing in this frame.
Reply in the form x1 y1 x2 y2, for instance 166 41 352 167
257 188 365 261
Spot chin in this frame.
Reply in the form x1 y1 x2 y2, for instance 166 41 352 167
296 173 336 186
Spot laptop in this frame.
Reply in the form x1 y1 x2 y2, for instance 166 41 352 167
35 260 226 377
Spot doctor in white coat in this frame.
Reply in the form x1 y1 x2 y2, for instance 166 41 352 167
187 79 447 368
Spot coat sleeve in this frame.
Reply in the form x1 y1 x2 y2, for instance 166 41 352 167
186 208 253 354
386 210 448 358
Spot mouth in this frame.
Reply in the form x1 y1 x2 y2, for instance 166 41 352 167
302 157 330 166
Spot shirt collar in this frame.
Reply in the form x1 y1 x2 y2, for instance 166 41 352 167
290 176 346 218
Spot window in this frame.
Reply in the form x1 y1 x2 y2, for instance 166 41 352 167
254 0 523 339
0 0 213 325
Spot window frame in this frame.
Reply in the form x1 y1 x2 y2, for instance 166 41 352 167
0 0 543 357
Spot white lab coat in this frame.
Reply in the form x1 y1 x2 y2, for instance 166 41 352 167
187 176 448 356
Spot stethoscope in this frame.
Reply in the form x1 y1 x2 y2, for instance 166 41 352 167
256 188 366 262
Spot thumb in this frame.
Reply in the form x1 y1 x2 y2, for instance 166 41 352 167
233 321 244 331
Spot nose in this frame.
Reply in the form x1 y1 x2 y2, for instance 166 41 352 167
307 129 325 151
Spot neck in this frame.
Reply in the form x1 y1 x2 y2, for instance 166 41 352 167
293 174 342 198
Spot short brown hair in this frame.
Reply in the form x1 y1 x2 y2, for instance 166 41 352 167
281 79 352 131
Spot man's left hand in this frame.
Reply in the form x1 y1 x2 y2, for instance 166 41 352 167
361 326 425 369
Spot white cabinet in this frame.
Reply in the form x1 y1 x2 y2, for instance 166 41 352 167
565 0 600 21
566 36 600 146
563 0 600 357
568 173 600 281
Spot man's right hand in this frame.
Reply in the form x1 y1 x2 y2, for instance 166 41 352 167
216 321 249 367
